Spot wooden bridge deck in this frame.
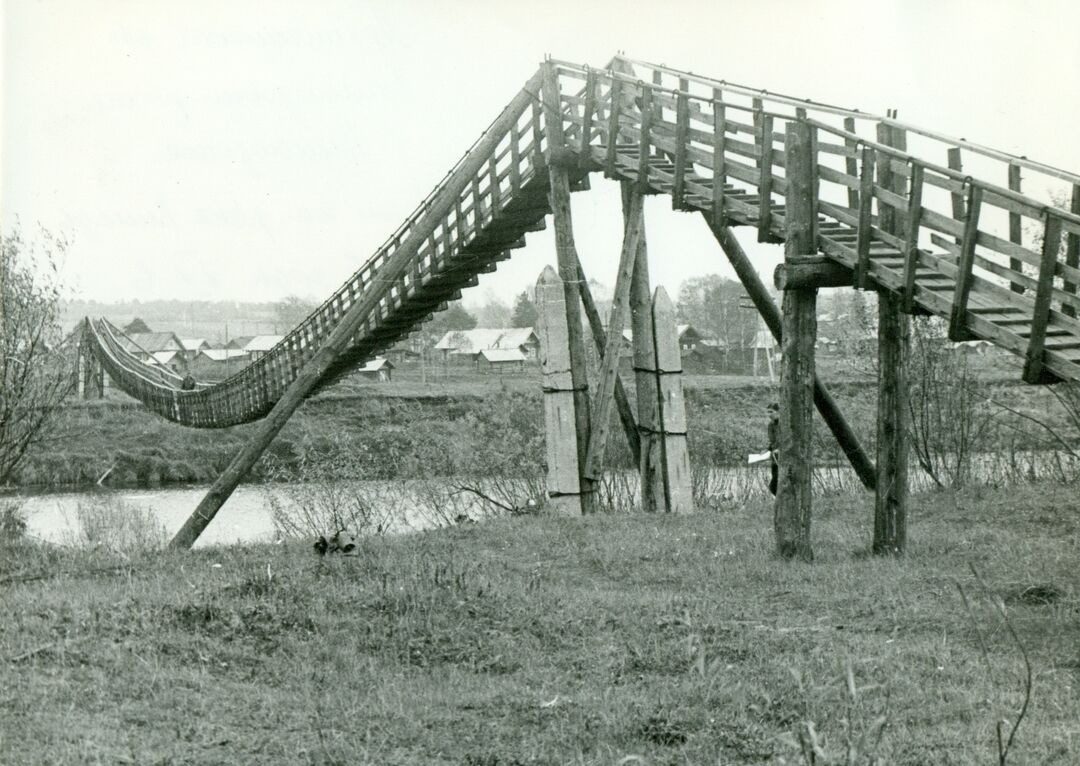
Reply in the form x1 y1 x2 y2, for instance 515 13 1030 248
83 55 1080 427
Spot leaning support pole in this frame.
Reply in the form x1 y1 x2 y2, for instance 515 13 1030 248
168 70 544 549
701 217 877 491
874 291 909 555
536 266 585 515
627 183 666 512
649 287 694 513
775 119 818 561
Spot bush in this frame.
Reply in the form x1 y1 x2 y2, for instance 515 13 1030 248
0 498 27 543
70 496 168 553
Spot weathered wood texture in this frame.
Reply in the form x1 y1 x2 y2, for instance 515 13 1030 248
584 190 643 479
650 287 694 513
774 256 853 290
873 122 911 554
626 183 665 513
547 164 596 513
874 291 909 554
544 64 597 513
536 266 583 515
775 120 818 561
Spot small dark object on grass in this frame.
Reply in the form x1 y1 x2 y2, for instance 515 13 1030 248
1010 583 1064 606
331 529 357 553
313 536 329 556
454 514 476 525
638 714 688 746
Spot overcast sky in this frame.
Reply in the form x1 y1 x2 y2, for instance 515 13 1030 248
4 0 1079 310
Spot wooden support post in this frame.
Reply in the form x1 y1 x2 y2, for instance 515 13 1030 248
1008 163 1025 294
627 182 665 512
843 117 859 210
583 191 643 479
1023 212 1064 384
757 114 775 242
580 69 597 158
637 84 653 193
900 162 925 313
702 217 876 491
775 119 818 561
874 291 909 555
947 147 965 245
536 266 585 515
1064 184 1080 318
854 145 876 290
948 185 983 341
543 62 596 512
711 88 727 227
672 90 689 210
605 78 622 177
649 287 694 513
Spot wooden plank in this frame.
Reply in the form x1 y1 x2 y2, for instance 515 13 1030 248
947 147 964 244
637 84 654 192
901 163 925 313
875 291 909 555
1065 184 1080 318
509 121 522 194
672 91 689 209
843 116 859 209
1023 213 1064 383
854 146 876 289
711 88 727 226
605 78 623 176
947 185 984 340
1008 163 1025 293
650 286 694 514
583 191 643 479
774 256 854 289
757 113 774 242
536 265 583 515
580 69 597 156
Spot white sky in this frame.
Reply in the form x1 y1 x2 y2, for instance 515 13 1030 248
4 0 1079 308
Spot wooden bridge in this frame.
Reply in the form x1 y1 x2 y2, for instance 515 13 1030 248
79 55 1080 551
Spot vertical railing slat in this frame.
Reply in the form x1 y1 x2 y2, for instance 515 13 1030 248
1023 212 1064 383
948 184 983 340
854 145 876 289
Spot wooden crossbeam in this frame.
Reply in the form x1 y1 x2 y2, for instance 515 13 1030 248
583 191 644 479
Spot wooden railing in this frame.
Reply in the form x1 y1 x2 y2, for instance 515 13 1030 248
85 56 1080 427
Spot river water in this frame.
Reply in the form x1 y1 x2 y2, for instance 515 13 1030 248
14 448 1075 549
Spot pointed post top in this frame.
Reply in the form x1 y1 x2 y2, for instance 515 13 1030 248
651 285 673 312
536 264 561 288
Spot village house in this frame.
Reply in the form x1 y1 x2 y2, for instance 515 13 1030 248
475 347 526 374
433 327 539 363
178 338 210 361
117 331 188 374
356 357 395 381
188 348 251 381
226 335 285 360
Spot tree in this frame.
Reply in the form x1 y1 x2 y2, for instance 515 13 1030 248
676 274 757 348
1 225 76 486
274 295 317 333
475 294 511 328
510 290 538 328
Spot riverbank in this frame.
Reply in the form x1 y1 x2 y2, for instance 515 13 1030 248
10 371 1070 492
2 485 1077 764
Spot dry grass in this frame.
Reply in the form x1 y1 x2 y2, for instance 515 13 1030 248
1 484 1078 764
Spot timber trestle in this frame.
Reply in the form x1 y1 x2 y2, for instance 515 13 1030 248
77 55 1080 548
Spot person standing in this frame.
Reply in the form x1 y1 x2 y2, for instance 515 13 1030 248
767 402 779 496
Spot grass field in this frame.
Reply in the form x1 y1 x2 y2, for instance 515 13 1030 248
2 485 1078 764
